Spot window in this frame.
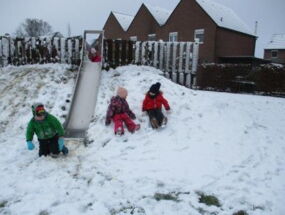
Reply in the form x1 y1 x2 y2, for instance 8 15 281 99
271 50 278 58
130 36 137 41
194 29 205 43
148 34 156 41
169 32 178 42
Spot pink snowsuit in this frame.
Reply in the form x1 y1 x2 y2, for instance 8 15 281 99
105 96 137 134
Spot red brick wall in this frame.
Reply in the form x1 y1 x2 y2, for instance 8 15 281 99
157 0 217 63
126 4 160 40
103 13 128 40
215 28 256 61
103 0 257 63
264 49 285 64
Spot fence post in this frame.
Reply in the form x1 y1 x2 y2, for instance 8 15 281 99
165 42 171 79
191 39 199 88
178 42 185 85
141 41 146 65
153 42 158 68
0 38 2 67
172 42 178 82
60 38 65 63
159 42 164 71
185 42 192 88
135 41 140 64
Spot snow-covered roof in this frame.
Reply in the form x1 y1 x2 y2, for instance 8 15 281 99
112 12 134 31
143 3 172 26
265 34 285 50
196 0 255 36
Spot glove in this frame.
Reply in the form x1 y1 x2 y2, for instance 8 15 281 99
26 141 35 150
58 138 64 151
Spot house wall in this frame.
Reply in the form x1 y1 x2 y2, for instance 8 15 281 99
103 0 257 63
215 28 256 61
103 13 127 40
126 4 160 41
264 49 285 64
157 0 217 63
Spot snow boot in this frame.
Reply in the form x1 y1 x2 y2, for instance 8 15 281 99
116 127 124 136
62 145 69 155
150 118 159 129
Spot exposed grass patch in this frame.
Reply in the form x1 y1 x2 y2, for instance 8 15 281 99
39 210 49 215
110 205 145 215
153 191 190 202
232 210 248 215
154 193 179 202
0 200 8 208
197 192 221 207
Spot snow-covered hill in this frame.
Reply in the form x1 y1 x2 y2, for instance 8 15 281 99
0 64 285 215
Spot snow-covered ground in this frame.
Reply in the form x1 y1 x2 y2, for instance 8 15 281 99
0 64 285 215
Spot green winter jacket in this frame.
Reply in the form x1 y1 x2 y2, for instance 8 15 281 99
26 113 64 141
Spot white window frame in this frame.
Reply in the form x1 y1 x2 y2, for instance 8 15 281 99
169 32 178 42
148 34 156 41
130 36 137 41
271 50 278 58
194 29 205 43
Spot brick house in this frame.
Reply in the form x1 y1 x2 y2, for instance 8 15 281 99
103 0 257 63
127 4 171 41
264 34 285 64
104 12 134 40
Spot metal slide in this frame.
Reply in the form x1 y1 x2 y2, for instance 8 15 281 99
64 30 104 140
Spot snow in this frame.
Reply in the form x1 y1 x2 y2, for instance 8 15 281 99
1 64 285 215
265 34 285 50
196 0 255 36
112 12 134 31
144 3 172 26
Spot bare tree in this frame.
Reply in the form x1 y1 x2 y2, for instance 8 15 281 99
15 18 53 37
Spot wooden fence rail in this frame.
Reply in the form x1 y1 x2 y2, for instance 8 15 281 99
1 37 199 88
0 36 83 67
103 39 199 88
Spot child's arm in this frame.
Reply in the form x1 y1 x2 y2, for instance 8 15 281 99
142 95 148 112
26 120 34 141
125 101 136 119
105 103 114 125
160 95 170 110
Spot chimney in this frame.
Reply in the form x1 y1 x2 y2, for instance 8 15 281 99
254 21 258 35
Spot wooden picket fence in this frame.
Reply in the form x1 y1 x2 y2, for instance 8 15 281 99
0 36 83 67
1 37 199 88
103 39 199 87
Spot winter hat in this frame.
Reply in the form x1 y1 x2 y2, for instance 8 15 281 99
90 48 96 54
32 103 45 116
117 87 128 98
149 82 161 94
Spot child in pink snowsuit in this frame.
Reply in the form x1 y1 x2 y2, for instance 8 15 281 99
105 87 140 135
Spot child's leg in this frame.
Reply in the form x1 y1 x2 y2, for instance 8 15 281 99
154 109 165 126
147 109 165 128
49 135 60 155
121 113 139 132
38 139 51 156
113 114 124 134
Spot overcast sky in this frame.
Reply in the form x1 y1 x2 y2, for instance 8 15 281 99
0 0 284 57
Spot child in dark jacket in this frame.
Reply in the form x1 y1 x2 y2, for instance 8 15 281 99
142 82 170 129
105 87 140 135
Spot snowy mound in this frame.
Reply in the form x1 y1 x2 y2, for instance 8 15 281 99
0 64 285 215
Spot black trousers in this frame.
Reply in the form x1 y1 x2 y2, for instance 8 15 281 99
38 135 59 156
147 109 165 127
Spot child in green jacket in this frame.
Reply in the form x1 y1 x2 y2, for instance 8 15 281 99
26 103 68 156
